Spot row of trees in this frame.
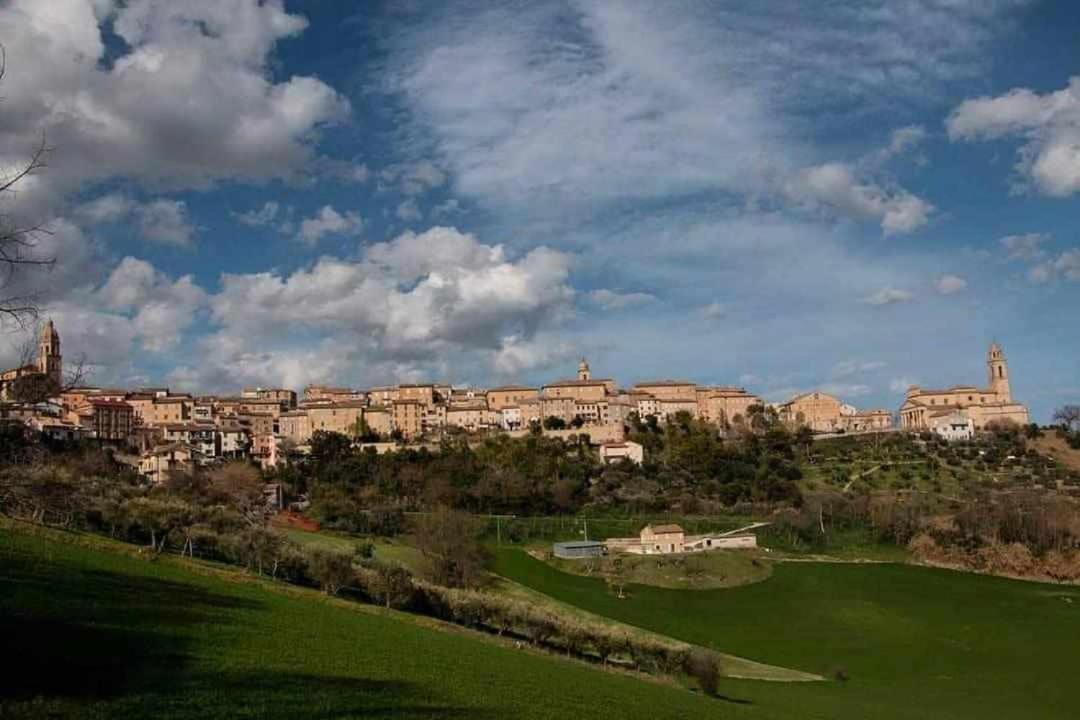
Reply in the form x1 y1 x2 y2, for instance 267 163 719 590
292 413 805 528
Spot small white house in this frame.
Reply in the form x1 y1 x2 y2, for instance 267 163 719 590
929 411 975 442
599 440 644 465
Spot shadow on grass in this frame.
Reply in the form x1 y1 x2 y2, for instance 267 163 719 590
0 543 485 719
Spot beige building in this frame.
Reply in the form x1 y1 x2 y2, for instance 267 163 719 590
304 385 364 403
778 391 847 433
486 385 539 411
307 401 365 436
242 387 297 408
364 406 392 437
0 320 63 401
391 399 423 439
446 403 499 432
81 399 134 441
138 444 199 484
697 387 761 428
633 380 697 403
900 343 1029 431
541 359 615 401
279 410 312 444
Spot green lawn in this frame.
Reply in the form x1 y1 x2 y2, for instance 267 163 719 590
282 528 425 571
0 524 752 720
494 548 1080 720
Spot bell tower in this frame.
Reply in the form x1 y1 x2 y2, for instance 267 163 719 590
987 342 1010 401
37 319 62 388
577 357 591 382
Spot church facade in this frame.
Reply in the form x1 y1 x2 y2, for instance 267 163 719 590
899 343 1029 431
0 320 63 402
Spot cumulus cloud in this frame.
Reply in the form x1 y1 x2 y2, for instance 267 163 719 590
176 226 576 388
76 193 197 246
948 77 1080 196
395 199 422 223
0 0 350 216
380 160 447 196
99 257 207 351
785 163 933 235
1030 249 1080 284
862 288 913 306
936 274 968 295
1000 232 1048 261
233 201 281 227
296 205 363 245
588 289 656 311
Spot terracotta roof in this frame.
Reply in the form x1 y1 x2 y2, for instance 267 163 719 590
89 399 132 408
487 385 537 392
633 380 696 387
543 378 613 388
646 524 684 535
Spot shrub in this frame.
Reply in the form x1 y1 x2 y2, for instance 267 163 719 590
307 549 354 595
684 648 720 696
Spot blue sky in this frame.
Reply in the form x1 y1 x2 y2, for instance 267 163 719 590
0 0 1077 421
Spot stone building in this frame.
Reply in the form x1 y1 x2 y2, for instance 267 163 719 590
82 399 134 442
486 385 539 411
0 320 62 401
899 343 1029 431
391 399 423 439
696 387 761 428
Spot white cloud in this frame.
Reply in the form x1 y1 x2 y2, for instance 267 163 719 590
588 289 656 311
936 274 968 295
862 287 913 306
701 302 726 320
296 205 363 245
948 77 1080 196
380 160 447 196
186 227 575 388
233 201 281 227
98 257 206 351
821 382 871 399
75 193 197 246
832 360 886 379
785 162 933 235
1030 249 1080 284
889 377 919 394
395 199 422 223
136 199 197 247
1000 233 1048 261
0 0 350 216
74 193 135 225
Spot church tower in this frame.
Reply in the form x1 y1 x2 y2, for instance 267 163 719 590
987 342 1010 401
37 319 62 388
577 357 591 382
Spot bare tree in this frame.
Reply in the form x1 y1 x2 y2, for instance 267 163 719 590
1054 405 1080 432
0 46 55 325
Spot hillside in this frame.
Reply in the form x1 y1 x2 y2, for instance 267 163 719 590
0 523 754 720
494 548 1080 720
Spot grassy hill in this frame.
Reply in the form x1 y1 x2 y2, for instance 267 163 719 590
0 523 758 720
494 548 1080 720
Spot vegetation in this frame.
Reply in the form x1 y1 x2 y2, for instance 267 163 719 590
0 523 746 719
543 548 772 589
494 548 1080 720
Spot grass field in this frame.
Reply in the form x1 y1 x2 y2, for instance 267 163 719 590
0 523 756 720
542 548 772 589
282 528 425 571
494 548 1080 720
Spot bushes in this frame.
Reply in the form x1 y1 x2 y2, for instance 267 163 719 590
307 548 355 595
684 649 721 696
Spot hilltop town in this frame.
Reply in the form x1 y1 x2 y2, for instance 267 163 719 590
0 321 1031 483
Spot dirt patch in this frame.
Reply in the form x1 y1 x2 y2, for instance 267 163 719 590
1034 435 1080 474
271 511 320 532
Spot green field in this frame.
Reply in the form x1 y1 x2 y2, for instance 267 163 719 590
0 524 749 719
282 528 425 571
543 548 772 589
494 549 1080 720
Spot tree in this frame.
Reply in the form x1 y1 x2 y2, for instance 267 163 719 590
413 506 489 588
208 462 266 527
308 549 354 595
367 563 414 609
0 49 54 324
543 416 566 430
1054 405 1080 432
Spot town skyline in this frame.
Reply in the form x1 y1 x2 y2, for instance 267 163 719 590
0 2 1077 424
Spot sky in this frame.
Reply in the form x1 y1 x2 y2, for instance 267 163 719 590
0 0 1078 422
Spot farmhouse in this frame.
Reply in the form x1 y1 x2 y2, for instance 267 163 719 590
605 524 760 555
